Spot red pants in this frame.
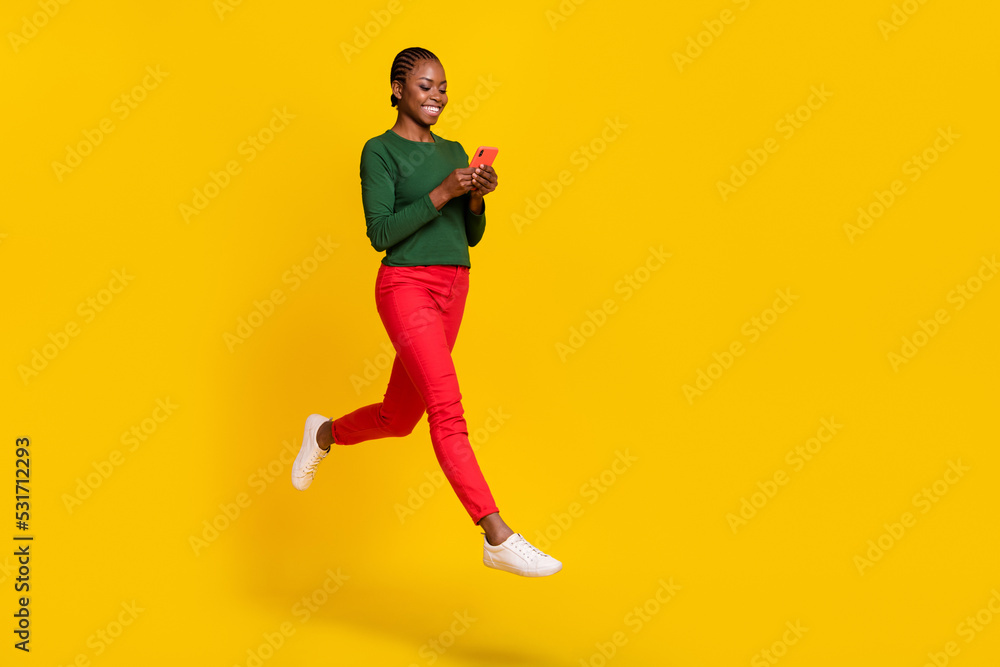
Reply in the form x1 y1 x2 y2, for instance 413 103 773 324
330 263 500 525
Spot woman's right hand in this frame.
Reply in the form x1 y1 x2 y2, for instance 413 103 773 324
442 167 478 197
431 167 476 209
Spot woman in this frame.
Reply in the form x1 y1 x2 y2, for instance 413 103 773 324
291 47 561 577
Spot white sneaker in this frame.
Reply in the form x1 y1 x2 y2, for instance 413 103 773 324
482 532 562 577
291 414 330 491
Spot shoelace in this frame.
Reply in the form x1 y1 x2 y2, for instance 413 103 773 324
298 449 326 478
509 535 548 560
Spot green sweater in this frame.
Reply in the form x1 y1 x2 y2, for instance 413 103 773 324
360 129 486 267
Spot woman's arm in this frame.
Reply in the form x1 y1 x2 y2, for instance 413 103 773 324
361 143 442 252
465 194 486 247
465 164 497 247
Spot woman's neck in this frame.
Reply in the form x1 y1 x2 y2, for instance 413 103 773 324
391 114 434 142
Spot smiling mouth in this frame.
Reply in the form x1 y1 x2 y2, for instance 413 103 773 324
422 105 441 115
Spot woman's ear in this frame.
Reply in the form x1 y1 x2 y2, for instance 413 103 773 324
391 80 402 104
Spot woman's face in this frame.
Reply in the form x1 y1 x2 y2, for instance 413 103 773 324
394 59 448 126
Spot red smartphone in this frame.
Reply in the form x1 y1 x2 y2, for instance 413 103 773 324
469 146 498 170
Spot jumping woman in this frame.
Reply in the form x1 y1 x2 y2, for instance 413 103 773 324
291 47 562 577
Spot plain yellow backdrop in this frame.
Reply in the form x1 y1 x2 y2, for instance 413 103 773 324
2 0 999 665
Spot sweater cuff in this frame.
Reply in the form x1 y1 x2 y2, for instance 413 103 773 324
424 193 443 220
468 198 486 219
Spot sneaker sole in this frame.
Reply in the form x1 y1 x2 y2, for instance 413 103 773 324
483 558 563 577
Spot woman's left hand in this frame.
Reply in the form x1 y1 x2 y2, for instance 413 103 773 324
471 165 498 197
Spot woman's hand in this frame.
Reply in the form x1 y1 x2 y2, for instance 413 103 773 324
471 165 498 197
429 165 498 213
430 167 476 210
442 167 476 197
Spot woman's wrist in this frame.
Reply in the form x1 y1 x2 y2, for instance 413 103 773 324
468 192 484 215
429 185 450 211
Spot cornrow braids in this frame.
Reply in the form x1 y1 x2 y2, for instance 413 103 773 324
389 47 439 107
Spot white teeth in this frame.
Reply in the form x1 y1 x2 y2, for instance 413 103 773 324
423 106 440 112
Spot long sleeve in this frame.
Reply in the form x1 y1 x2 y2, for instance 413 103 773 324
361 142 441 252
464 196 486 247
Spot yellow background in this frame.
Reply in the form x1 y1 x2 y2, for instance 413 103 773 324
3 0 999 665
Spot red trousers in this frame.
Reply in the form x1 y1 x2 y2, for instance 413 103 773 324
330 263 499 525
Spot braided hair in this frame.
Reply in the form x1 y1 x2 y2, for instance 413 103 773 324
389 47 440 107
